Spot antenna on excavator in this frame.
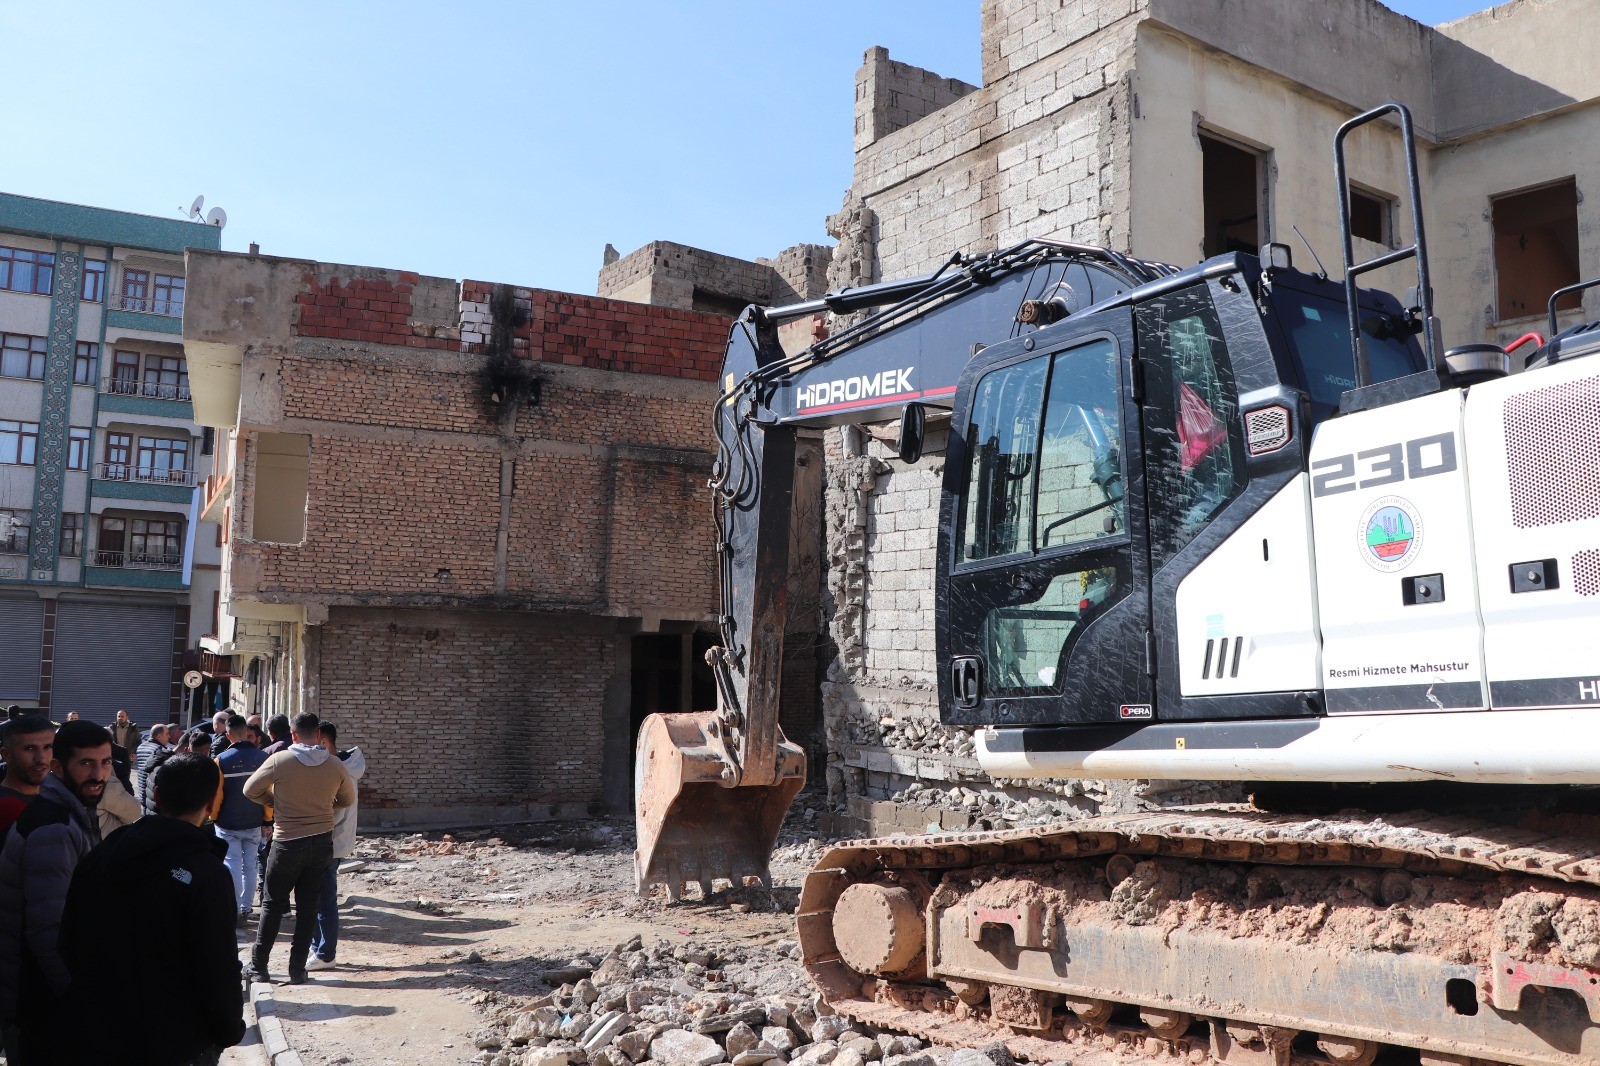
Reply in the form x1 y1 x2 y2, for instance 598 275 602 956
1292 224 1329 280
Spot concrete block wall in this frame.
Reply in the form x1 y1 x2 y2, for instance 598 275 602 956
847 4 1140 283
855 46 979 151
597 240 832 315
818 1 1149 836
758 243 833 306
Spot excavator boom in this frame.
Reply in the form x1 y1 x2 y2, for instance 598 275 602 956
634 242 1170 897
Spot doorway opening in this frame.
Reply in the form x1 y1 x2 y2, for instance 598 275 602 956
628 631 715 767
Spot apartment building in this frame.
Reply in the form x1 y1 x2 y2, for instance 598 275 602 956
0 192 223 726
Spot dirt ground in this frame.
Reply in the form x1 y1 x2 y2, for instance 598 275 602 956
256 815 831 1066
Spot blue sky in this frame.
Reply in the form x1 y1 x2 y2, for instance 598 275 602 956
0 1 1491 295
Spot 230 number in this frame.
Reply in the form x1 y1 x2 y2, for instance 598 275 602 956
1310 432 1457 497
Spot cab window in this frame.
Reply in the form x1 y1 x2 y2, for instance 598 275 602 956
1137 284 1246 568
1274 290 1419 414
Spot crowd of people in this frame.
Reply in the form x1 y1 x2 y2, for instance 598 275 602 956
0 706 365 1065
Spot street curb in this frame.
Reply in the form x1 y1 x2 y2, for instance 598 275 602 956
250 980 305 1066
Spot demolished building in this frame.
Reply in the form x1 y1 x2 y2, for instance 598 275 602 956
183 253 765 826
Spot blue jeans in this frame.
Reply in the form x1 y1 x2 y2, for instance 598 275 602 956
310 860 339 962
215 825 262 914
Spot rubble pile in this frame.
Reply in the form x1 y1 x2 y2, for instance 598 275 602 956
887 782 1096 828
831 707 976 762
466 935 960 1066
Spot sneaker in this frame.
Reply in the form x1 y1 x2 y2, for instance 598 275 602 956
246 965 271 984
306 956 335 971
287 970 308 985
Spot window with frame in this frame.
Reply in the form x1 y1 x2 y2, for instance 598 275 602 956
81 260 106 303
136 436 189 480
74 342 98 385
0 509 29 553
0 421 39 466
104 432 132 478
120 269 150 312
58 513 82 557
110 350 140 393
1 333 47 380
96 516 125 566
0 247 54 296
959 338 1128 562
151 274 184 317
142 355 188 399
130 518 182 566
67 428 90 471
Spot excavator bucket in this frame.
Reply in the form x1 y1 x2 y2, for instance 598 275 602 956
634 711 806 900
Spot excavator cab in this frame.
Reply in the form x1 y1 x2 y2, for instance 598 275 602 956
937 256 1427 728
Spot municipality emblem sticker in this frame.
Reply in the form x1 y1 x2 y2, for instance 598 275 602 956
1359 496 1422 572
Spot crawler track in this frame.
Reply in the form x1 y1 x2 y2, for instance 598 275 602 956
797 809 1600 1066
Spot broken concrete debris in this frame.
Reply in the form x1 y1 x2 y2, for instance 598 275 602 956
470 933 942 1066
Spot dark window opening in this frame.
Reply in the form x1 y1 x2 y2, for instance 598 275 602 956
1348 187 1391 247
690 288 750 317
1201 133 1262 257
1494 178 1580 321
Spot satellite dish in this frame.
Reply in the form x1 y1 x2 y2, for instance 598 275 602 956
188 195 205 220
206 206 227 229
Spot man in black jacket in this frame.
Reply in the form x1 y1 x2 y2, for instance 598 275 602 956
134 724 168 804
0 719 111 1063
57 753 244 1065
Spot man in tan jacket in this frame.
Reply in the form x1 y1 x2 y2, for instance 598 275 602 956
243 711 353 984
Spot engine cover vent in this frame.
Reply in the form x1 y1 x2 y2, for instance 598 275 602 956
1575 549 1600 597
1504 373 1600 528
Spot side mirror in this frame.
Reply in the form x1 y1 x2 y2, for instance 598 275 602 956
897 403 926 464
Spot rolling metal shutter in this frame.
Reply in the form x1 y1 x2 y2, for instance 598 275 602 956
0 597 44 702
51 602 174 725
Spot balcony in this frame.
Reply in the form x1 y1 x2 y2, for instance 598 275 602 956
102 375 191 402
92 549 183 571
90 462 197 505
94 462 197 488
116 294 183 318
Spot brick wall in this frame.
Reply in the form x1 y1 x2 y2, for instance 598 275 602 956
316 609 613 812
603 457 717 619
225 259 724 621
244 435 504 597
194 251 737 823
290 264 727 380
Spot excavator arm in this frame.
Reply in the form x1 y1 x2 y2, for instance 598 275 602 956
635 241 1172 899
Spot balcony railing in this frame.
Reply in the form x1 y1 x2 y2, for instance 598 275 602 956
117 295 184 317
92 549 183 572
95 463 198 487
103 376 191 402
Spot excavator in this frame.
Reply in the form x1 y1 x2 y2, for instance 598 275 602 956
635 103 1600 1065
